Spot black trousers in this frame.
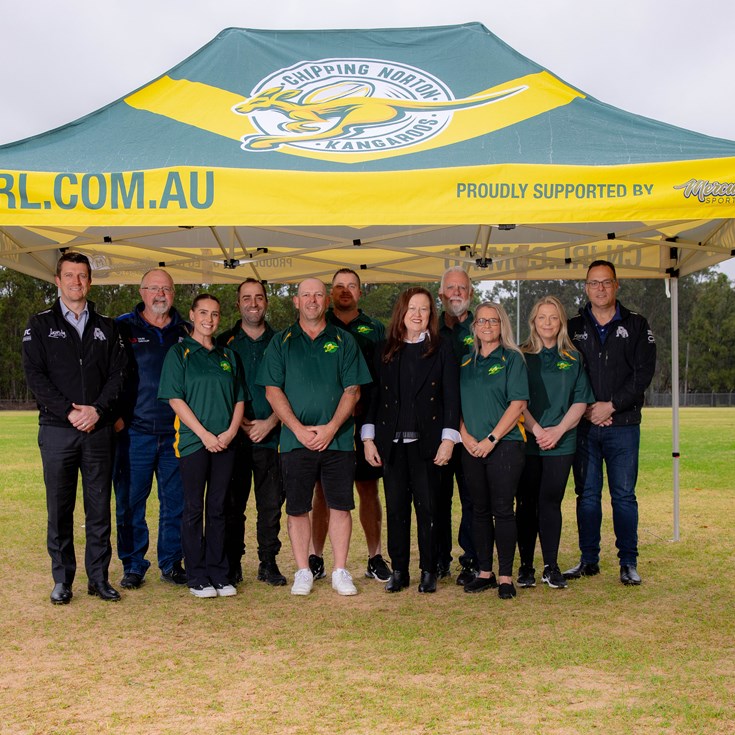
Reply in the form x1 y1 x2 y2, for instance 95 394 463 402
39 424 114 585
178 445 235 588
516 453 574 569
462 441 525 577
382 441 440 574
225 435 284 573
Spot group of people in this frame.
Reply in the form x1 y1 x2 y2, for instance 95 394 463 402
22 252 656 605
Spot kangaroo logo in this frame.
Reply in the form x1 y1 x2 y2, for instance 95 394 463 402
233 58 526 154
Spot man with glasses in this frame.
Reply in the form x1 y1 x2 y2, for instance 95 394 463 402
113 269 190 589
565 260 656 585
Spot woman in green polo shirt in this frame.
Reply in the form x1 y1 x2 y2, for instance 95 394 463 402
158 294 246 599
459 302 528 599
516 295 594 590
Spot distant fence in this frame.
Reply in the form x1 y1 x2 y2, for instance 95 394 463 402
648 392 735 407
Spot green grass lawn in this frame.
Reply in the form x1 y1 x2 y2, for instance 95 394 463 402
0 408 733 735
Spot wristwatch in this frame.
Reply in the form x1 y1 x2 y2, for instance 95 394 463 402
487 433 497 444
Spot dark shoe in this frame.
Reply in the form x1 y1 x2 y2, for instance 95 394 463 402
517 564 536 588
87 580 121 601
498 582 517 599
456 563 478 586
229 563 244 586
308 554 326 580
563 561 600 580
385 570 410 592
120 572 144 589
50 582 72 605
418 571 437 593
541 565 568 589
366 554 392 582
464 574 497 593
436 561 451 580
161 561 188 585
620 565 642 586
258 559 287 586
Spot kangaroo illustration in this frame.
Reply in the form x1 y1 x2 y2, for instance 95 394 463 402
233 83 527 150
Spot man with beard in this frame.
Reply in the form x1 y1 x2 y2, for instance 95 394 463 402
217 279 286 586
309 269 392 584
113 268 190 589
437 266 479 586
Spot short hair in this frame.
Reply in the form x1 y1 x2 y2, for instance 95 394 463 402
331 268 361 288
191 293 220 311
56 251 91 279
587 260 617 279
140 268 173 287
439 265 471 293
236 278 268 301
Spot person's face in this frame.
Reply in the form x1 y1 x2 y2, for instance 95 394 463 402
534 303 561 347
294 279 328 323
439 271 472 318
404 293 431 336
139 271 174 316
331 272 361 311
189 298 220 339
585 265 619 310
237 282 268 327
55 261 91 306
474 306 502 347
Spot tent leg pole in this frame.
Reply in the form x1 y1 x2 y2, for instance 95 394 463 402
670 276 680 541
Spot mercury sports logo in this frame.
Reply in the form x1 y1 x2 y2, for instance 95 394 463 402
487 364 505 376
233 58 526 154
323 341 339 353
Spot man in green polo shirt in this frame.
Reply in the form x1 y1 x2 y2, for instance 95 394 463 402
309 268 392 585
258 278 372 597
217 279 286 588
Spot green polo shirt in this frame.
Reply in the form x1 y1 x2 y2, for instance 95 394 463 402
460 346 529 443
217 320 278 450
525 347 595 456
158 336 247 457
256 321 372 453
326 308 385 375
440 310 475 361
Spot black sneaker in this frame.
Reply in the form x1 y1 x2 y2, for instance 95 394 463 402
308 554 326 580
463 573 497 593
436 561 452 580
229 563 244 586
365 554 392 582
498 582 517 599
161 561 187 585
456 563 478 586
258 559 287 586
120 572 144 589
541 565 568 589
517 564 536 588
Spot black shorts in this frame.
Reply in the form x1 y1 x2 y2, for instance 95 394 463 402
354 433 383 483
281 449 355 515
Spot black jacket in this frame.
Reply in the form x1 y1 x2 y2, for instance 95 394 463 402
22 299 127 428
366 336 460 461
568 301 656 426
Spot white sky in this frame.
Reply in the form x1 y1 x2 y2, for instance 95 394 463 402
2 0 734 277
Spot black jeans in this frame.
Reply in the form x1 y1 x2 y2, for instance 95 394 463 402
383 441 440 574
516 453 574 569
225 436 284 572
462 441 525 577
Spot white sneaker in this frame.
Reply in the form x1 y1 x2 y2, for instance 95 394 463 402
332 568 358 596
189 584 217 598
291 568 314 596
214 583 237 597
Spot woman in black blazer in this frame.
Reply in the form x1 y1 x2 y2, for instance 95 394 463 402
362 287 460 593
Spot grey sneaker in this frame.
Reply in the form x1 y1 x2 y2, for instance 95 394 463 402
291 568 314 596
214 583 237 597
189 584 217 598
332 568 358 596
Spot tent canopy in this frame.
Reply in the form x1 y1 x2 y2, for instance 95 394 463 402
1 22 734 284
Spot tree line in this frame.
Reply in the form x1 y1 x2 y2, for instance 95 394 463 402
2 267 733 402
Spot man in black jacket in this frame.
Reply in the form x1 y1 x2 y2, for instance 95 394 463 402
564 260 656 586
22 252 127 604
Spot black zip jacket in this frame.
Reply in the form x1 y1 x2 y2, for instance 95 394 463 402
22 299 127 427
568 301 656 426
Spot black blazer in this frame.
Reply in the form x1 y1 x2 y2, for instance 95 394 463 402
366 336 460 462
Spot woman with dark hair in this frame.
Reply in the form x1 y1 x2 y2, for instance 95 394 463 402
158 294 247 598
362 287 460 593
459 302 528 599
516 296 594 589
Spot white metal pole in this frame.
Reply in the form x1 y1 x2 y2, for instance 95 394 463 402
670 276 680 541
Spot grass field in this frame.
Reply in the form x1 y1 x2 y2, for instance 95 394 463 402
0 408 733 735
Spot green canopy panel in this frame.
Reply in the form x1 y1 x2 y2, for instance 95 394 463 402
1 23 734 284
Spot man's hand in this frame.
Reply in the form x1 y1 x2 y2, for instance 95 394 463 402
585 401 615 427
362 439 382 467
306 424 337 452
69 403 98 433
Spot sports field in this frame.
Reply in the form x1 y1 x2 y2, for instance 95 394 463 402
0 408 732 735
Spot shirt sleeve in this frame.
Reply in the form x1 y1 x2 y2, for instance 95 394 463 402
610 317 657 412
339 331 372 387
505 350 530 402
255 333 285 388
157 345 186 401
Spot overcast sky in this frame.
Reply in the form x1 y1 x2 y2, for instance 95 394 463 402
2 0 733 276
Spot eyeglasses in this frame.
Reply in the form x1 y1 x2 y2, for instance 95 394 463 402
141 286 174 294
475 317 500 326
586 279 616 289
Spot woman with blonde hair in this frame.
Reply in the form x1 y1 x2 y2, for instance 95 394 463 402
459 302 528 599
516 296 594 589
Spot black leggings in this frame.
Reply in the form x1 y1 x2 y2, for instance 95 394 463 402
516 453 574 568
462 441 525 577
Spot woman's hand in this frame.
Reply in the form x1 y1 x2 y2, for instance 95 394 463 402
363 439 382 467
202 431 222 452
472 437 496 458
433 438 455 466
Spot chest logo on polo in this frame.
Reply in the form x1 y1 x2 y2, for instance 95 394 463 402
220 360 232 372
487 364 505 376
615 326 629 339
463 335 474 346
356 325 373 334
556 361 573 371
323 341 339 353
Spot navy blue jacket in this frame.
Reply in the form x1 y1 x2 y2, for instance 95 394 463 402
116 304 190 434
